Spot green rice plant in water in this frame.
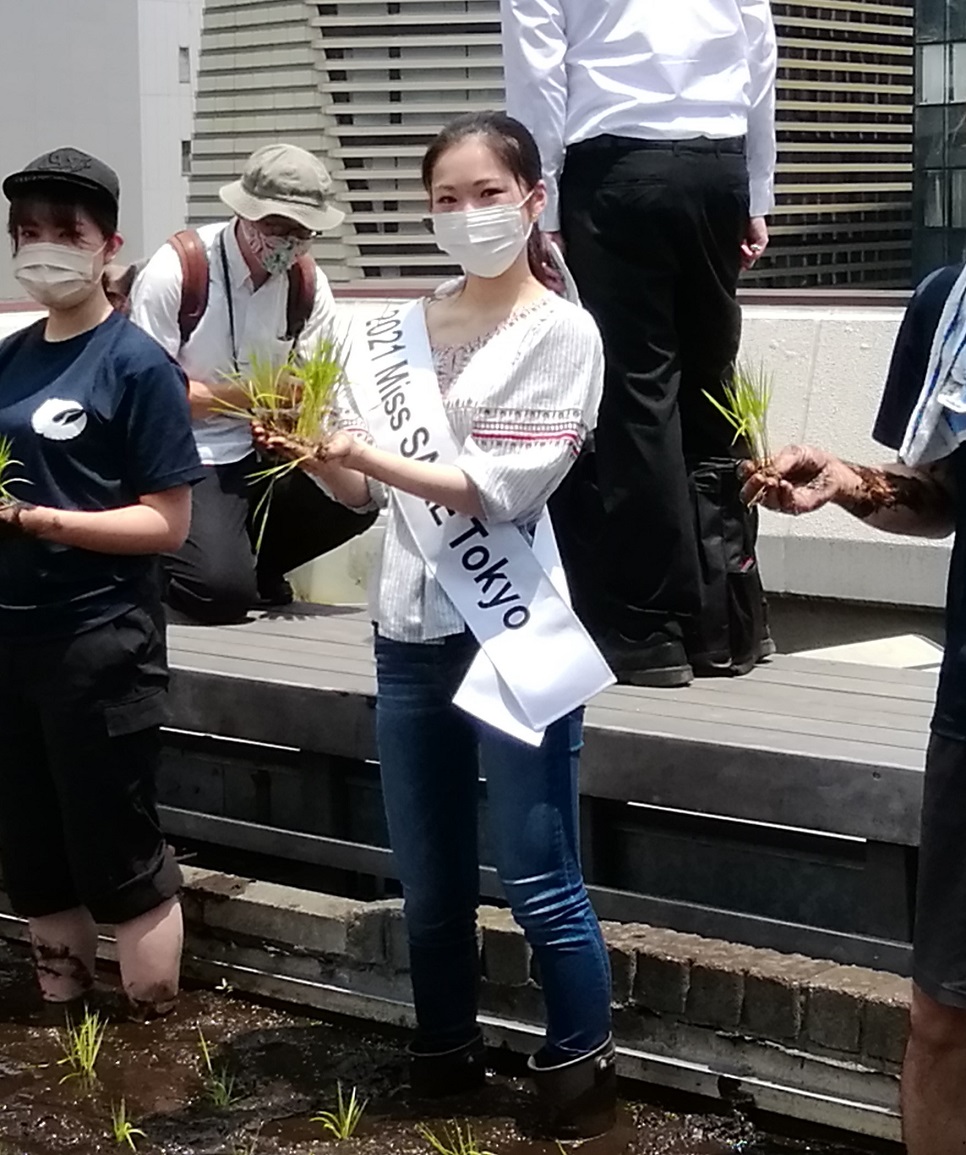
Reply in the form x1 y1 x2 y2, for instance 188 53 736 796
703 360 773 469
312 1081 368 1140
198 1029 242 1108
110 1099 146 1151
416 1121 495 1155
57 1007 106 1086
230 1122 262 1155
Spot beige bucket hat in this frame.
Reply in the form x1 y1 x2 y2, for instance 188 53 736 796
219 143 345 232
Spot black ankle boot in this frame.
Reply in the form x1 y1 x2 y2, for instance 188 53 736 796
528 1035 617 1139
409 1030 486 1098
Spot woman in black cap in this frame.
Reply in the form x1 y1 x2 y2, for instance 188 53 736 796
0 149 204 1016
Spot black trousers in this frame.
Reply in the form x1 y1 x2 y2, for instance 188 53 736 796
0 604 181 924
163 453 376 624
553 135 755 646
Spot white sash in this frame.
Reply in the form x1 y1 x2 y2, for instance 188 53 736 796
350 300 614 745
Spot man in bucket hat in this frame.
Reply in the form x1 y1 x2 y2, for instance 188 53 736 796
130 143 375 624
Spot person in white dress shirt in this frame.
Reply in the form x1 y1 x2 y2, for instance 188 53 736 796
502 0 777 686
130 144 375 623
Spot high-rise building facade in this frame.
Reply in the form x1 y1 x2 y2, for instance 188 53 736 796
0 0 204 302
914 0 966 280
768 0 913 288
189 0 914 289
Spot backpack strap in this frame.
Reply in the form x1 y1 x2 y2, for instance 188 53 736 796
168 228 210 347
284 253 317 343
103 261 141 315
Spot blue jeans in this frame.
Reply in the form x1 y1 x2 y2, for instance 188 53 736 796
375 630 612 1058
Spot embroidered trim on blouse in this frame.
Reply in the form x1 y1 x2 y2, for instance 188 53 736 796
430 294 554 396
470 409 586 457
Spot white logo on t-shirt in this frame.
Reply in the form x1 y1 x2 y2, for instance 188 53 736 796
31 398 88 441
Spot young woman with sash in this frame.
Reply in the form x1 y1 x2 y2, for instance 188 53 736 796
255 112 615 1138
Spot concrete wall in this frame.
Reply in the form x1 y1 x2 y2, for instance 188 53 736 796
0 866 905 1141
0 0 202 301
0 299 943 610
742 305 951 610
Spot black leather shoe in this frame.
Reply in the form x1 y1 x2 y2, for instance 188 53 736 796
409 1031 486 1098
255 574 295 609
598 625 693 688
757 627 777 661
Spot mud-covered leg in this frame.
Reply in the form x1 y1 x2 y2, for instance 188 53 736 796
28 907 97 1003
115 896 183 1017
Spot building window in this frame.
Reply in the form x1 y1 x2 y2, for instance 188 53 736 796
178 46 191 84
921 0 947 41
916 105 945 169
952 170 966 229
924 171 947 228
952 0 966 41
920 43 948 104
181 140 192 176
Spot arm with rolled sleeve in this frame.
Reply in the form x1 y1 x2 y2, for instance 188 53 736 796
301 304 602 525
302 379 383 513
455 306 603 524
501 0 569 232
740 0 778 218
129 234 251 418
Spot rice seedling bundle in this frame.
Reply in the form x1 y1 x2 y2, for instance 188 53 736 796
703 361 774 503
216 335 349 549
219 334 347 461
0 436 26 508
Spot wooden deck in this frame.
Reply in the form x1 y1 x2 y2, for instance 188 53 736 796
164 605 937 972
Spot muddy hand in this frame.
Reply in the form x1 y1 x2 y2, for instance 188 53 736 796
0 502 35 540
250 421 304 462
317 431 358 465
740 445 841 515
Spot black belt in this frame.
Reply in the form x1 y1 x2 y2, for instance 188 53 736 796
569 133 745 157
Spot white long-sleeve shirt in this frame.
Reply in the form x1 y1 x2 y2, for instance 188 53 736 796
501 0 778 229
130 221 340 466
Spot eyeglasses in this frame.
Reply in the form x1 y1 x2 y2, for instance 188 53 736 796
254 217 321 242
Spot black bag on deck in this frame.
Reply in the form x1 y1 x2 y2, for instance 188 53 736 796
685 458 768 676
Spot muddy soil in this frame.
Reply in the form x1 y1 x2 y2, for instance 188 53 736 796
0 941 887 1155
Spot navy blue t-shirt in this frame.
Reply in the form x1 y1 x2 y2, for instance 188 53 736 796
0 310 204 639
872 263 966 740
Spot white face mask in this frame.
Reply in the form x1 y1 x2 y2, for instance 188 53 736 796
13 242 106 308
431 193 534 279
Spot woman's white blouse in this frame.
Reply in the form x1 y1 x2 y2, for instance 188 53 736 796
333 290 604 642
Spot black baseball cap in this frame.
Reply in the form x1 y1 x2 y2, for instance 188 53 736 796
2 147 120 211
